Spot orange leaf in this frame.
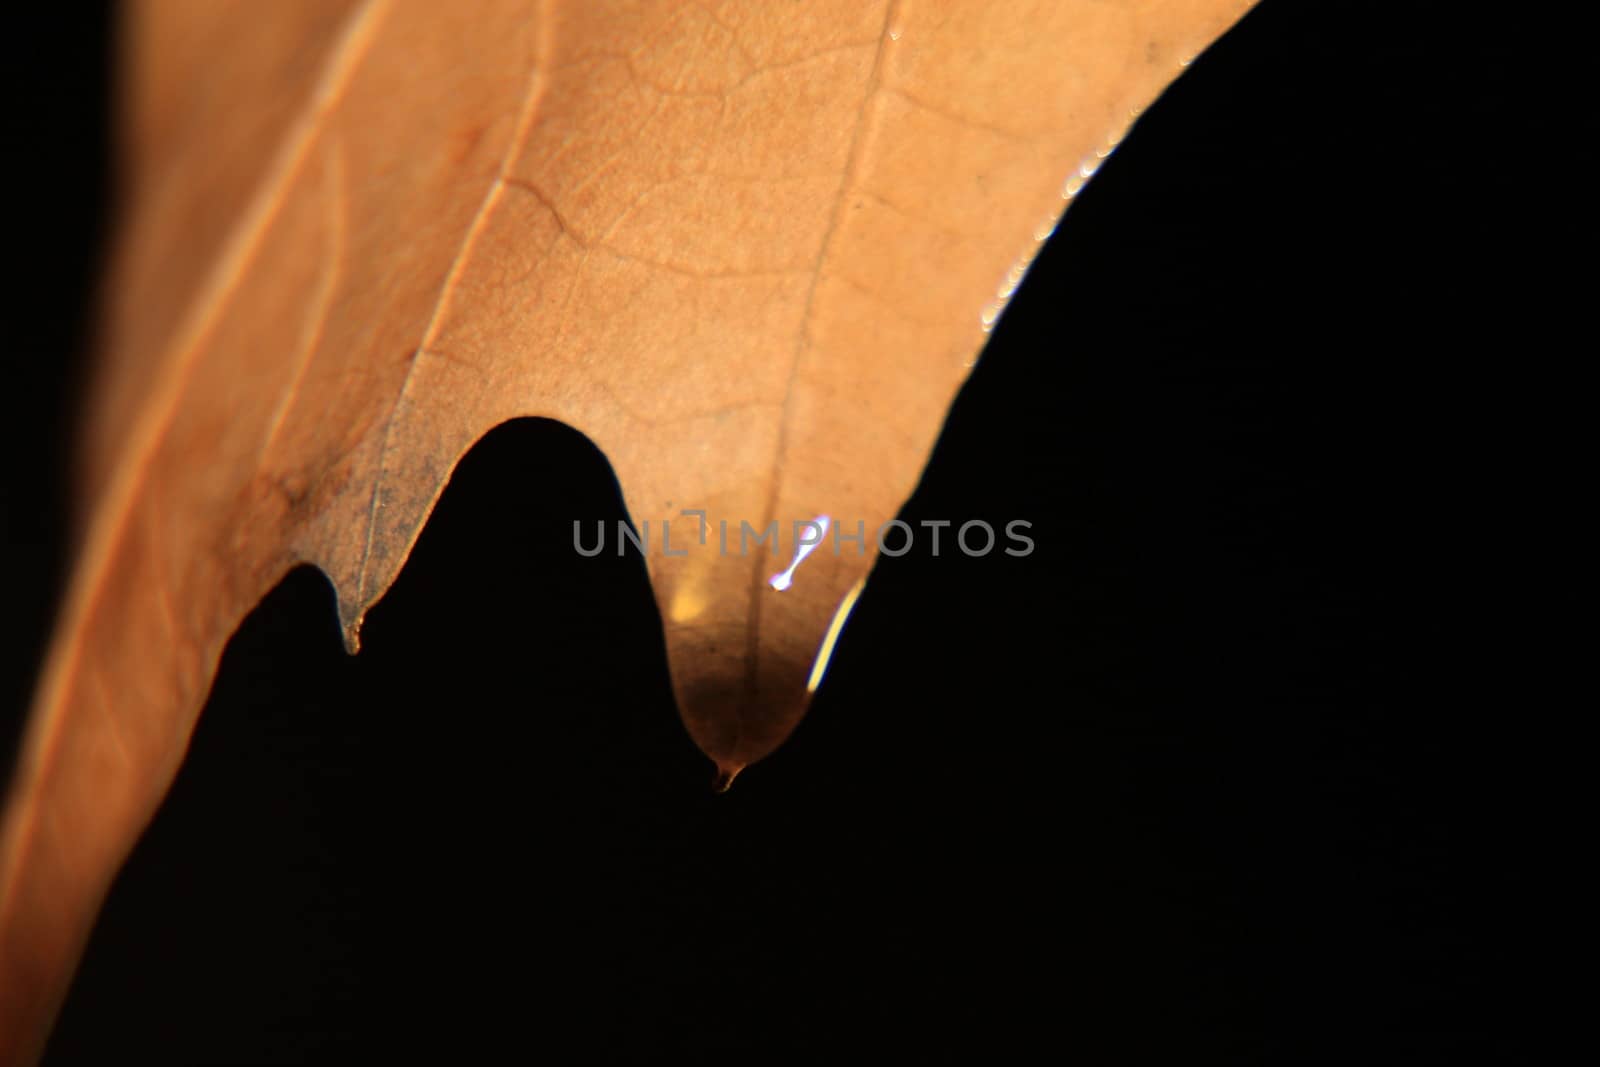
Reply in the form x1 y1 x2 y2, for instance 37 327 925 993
0 1 1254 1058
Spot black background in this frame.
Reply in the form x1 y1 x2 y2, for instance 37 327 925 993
2 3 1561 1063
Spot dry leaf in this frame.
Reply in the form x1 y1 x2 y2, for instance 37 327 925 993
0 0 1254 1058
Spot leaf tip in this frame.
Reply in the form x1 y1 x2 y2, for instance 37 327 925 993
342 617 363 656
711 764 744 794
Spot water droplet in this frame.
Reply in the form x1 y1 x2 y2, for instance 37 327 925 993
997 260 1028 300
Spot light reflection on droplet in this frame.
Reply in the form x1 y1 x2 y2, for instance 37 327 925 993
807 577 866 693
769 516 830 592
669 583 707 623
